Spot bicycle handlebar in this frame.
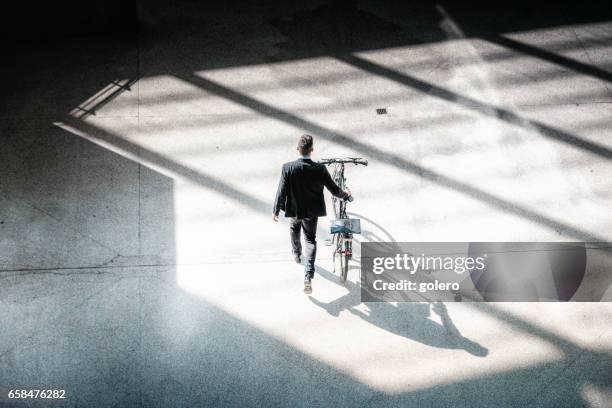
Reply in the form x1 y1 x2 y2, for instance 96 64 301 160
319 157 368 166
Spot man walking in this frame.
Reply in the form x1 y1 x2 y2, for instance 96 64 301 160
273 134 352 294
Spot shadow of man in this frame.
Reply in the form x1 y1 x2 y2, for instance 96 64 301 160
309 265 488 357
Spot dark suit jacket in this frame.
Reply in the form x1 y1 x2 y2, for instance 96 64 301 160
273 158 349 218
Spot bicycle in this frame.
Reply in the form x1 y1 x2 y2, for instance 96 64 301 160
319 157 368 283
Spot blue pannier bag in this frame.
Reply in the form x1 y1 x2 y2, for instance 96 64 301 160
330 218 361 234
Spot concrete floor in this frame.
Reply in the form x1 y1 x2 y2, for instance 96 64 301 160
1 0 612 406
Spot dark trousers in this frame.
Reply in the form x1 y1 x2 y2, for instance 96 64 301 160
289 217 318 280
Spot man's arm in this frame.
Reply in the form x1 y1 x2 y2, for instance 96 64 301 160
273 165 288 219
323 167 351 200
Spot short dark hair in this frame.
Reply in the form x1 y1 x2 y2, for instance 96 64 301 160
297 134 313 155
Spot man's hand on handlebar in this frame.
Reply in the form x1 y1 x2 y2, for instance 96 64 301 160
345 187 354 202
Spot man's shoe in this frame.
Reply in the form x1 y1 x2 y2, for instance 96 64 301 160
303 279 312 294
293 253 301 264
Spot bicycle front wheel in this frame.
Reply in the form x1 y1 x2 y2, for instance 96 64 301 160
339 251 349 283
333 235 342 274
338 236 350 283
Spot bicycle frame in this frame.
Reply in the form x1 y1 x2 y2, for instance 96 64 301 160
331 162 352 258
321 157 367 281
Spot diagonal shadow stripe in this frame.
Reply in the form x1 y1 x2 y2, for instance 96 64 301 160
490 35 612 85
58 118 270 215
340 54 612 161
179 72 605 242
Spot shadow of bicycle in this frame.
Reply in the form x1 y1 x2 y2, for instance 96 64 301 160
312 213 488 357
311 265 488 356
